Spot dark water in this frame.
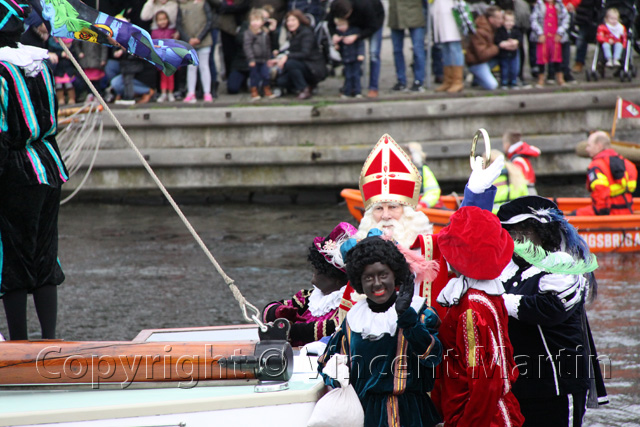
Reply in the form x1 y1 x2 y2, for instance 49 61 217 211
0 192 637 425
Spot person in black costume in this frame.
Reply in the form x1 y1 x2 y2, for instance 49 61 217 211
0 2 68 340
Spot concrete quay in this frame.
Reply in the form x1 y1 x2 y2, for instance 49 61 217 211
61 84 640 195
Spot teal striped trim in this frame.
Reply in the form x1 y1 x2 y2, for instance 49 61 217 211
26 145 49 185
44 140 68 182
0 76 7 132
4 62 39 144
0 0 21 31
40 66 57 138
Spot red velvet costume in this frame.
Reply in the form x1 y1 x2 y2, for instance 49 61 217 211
432 289 523 427
576 148 637 215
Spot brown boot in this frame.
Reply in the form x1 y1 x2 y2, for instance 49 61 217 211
435 66 452 92
297 86 312 100
67 87 76 105
447 66 464 93
137 88 155 104
56 88 66 105
572 62 583 73
536 73 545 87
263 85 273 98
250 87 261 101
555 72 565 86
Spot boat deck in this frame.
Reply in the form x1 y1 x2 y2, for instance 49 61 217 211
0 326 325 427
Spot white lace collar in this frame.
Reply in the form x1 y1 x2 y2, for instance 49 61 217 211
0 44 49 77
308 285 346 317
437 276 504 307
347 295 425 340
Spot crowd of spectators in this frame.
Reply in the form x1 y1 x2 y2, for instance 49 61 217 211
22 0 632 104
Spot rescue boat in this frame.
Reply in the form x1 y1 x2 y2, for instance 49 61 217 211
340 188 640 253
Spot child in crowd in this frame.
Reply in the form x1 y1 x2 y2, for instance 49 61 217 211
75 40 108 102
52 37 78 105
140 0 179 30
530 0 570 87
262 223 356 346
432 206 524 427
177 0 214 103
243 8 273 101
495 10 522 89
318 236 443 427
502 130 541 195
152 10 178 102
597 8 627 68
333 17 364 98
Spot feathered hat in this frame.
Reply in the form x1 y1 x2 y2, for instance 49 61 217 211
0 0 31 33
359 134 422 210
313 222 358 272
497 196 597 273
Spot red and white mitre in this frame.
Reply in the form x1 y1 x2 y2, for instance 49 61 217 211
359 134 422 210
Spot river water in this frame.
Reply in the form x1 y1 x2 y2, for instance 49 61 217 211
0 189 637 426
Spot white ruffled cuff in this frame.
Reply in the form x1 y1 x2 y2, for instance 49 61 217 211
502 293 521 318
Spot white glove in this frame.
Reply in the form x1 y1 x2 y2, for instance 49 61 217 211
467 154 504 194
300 340 327 356
322 354 350 387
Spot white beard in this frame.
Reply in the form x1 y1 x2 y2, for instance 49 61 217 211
356 205 432 247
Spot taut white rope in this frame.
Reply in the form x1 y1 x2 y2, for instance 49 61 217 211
57 38 267 332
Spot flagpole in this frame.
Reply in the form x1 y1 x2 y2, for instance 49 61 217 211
611 97 620 140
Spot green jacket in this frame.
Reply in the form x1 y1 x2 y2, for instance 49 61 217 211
388 0 425 29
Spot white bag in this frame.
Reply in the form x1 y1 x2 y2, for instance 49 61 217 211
306 384 364 427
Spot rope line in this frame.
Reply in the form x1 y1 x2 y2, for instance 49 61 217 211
56 38 267 332
58 102 103 204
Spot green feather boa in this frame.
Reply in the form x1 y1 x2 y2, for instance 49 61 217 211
513 240 598 275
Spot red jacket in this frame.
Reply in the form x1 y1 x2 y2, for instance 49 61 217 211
576 148 637 215
596 23 627 48
506 141 541 185
432 289 524 427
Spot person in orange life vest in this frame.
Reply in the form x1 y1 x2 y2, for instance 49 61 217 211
338 134 505 322
575 130 637 216
502 130 541 195
431 206 524 427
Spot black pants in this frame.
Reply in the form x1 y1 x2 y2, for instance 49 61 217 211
519 392 587 427
276 59 314 93
3 285 58 340
220 31 237 80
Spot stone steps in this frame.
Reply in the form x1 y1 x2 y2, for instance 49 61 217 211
61 88 640 192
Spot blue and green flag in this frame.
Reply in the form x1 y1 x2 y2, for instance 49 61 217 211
35 0 198 76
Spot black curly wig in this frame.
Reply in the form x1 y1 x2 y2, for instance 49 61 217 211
308 242 348 285
344 236 412 294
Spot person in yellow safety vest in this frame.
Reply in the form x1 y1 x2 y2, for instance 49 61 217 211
405 142 442 208
488 149 528 213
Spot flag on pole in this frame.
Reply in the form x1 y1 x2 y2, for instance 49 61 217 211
34 0 198 76
618 98 640 119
